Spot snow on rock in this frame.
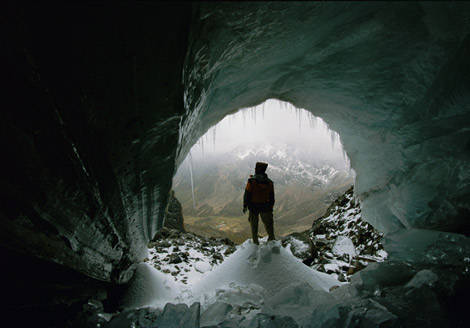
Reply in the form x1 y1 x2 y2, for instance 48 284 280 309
146 228 235 285
282 186 387 281
332 236 357 258
194 261 211 274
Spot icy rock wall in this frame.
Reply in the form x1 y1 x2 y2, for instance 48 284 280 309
2 3 470 315
1 3 192 285
163 191 185 232
180 2 470 235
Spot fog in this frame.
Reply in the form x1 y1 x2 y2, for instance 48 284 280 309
189 99 350 170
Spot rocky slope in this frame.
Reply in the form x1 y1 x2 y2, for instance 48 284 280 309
147 187 386 286
282 186 387 282
146 227 236 285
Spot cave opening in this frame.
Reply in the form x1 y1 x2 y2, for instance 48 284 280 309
171 98 356 243
126 99 389 321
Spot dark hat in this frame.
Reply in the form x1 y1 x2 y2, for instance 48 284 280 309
255 162 268 174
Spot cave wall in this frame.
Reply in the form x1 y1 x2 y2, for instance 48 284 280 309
1 3 192 284
1 2 470 313
180 2 470 235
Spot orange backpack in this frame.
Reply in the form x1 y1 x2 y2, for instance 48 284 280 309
247 179 273 204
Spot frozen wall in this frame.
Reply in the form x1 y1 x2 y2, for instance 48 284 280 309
180 2 470 236
2 3 470 322
1 3 193 288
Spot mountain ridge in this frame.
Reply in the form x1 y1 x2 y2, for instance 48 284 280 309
173 142 354 240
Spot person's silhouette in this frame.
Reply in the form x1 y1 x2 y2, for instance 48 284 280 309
243 162 275 244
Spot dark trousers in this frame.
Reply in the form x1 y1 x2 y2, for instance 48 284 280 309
248 210 275 244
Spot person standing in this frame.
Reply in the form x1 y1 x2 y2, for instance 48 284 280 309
243 162 275 244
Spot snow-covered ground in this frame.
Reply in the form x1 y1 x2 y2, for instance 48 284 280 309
120 237 343 327
102 187 389 327
146 230 236 286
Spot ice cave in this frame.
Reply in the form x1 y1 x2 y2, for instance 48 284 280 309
2 2 470 327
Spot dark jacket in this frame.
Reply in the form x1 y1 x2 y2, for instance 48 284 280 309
243 173 275 212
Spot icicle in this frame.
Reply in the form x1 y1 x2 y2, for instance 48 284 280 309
308 113 317 129
212 126 216 151
298 107 302 133
253 106 257 125
200 137 204 157
242 109 246 129
329 130 336 151
331 132 339 151
188 153 196 209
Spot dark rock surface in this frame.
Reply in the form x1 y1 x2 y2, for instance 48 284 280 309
2 2 193 325
163 190 185 232
282 187 387 280
2 2 193 284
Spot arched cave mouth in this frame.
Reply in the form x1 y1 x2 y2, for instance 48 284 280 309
172 98 356 242
122 99 391 320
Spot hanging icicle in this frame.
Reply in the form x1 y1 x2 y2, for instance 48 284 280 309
212 126 216 152
188 152 196 209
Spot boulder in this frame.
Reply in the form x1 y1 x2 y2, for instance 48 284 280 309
163 190 185 232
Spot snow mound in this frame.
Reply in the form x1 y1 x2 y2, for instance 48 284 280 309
120 263 179 309
191 239 341 309
332 236 357 258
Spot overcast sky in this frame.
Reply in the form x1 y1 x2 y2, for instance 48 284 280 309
189 99 350 168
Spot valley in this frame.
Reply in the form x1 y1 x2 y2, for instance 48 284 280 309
174 142 354 242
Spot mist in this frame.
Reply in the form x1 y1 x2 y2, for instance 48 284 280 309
186 99 350 171
173 99 355 240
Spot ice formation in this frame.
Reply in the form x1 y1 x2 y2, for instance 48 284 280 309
3 2 470 326
181 2 470 238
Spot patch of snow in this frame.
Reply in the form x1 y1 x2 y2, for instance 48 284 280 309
288 237 309 256
238 150 253 160
190 239 342 311
121 263 179 309
194 261 211 274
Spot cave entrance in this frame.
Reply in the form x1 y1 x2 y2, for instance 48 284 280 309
138 99 388 313
172 99 355 243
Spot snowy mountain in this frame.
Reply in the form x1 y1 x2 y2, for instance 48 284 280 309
233 143 344 188
173 142 354 241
